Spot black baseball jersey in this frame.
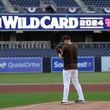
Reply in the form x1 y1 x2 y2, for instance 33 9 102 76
62 44 78 70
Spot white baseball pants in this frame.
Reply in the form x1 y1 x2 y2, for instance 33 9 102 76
62 69 84 102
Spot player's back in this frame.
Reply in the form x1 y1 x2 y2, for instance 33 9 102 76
63 44 77 70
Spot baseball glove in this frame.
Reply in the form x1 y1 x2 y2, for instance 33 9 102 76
55 45 62 54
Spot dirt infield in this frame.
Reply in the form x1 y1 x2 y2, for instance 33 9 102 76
0 84 110 93
1 102 110 110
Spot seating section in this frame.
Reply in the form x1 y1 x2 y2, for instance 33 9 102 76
0 42 110 57
54 0 78 7
10 0 40 7
0 0 6 13
83 0 110 7
0 0 110 13
0 49 57 58
9 0 79 13
10 0 78 7
78 48 110 57
0 47 110 58
9 0 110 9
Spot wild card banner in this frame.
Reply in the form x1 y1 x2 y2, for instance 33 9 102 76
0 14 110 31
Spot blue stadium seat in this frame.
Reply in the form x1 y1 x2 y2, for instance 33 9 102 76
83 0 110 7
9 0 78 13
0 0 7 13
10 0 40 7
0 49 57 58
10 0 78 8
0 47 110 58
78 48 110 57
0 0 109 13
54 0 78 7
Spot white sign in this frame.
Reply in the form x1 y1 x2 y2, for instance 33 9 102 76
101 57 110 72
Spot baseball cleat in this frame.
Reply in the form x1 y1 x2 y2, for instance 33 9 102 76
61 101 69 105
75 100 85 104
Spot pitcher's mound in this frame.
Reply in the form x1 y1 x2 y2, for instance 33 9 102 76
2 101 110 110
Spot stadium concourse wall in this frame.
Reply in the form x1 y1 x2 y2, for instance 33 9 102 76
0 56 102 73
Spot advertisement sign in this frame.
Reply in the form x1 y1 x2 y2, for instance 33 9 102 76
101 57 110 72
51 57 63 72
77 57 95 72
51 57 95 72
0 57 42 73
0 14 110 31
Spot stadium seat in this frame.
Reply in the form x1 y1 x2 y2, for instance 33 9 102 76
78 48 110 57
10 0 40 7
0 0 7 13
9 0 79 13
83 0 110 7
0 49 57 58
0 0 109 13
0 47 110 58
54 0 78 7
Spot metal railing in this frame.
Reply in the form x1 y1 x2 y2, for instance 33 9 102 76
0 41 51 49
0 41 110 49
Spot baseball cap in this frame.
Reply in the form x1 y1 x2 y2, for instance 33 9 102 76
62 35 71 41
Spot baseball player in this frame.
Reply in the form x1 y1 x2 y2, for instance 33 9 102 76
56 35 85 104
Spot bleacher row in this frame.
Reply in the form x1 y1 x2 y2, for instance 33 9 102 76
10 0 78 8
9 0 110 8
83 0 110 7
0 0 7 13
10 0 40 7
0 0 110 13
79 48 110 57
0 49 57 58
0 48 110 58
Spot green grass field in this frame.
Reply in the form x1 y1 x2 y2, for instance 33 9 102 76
0 72 110 84
0 92 110 108
0 72 110 108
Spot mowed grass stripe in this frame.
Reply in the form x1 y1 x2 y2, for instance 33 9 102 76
0 92 110 108
0 72 110 84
